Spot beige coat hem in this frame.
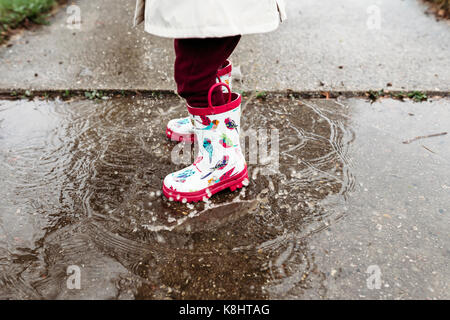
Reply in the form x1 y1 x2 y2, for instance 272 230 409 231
134 0 287 38
143 20 280 39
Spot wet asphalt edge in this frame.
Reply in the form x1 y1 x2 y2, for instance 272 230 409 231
0 89 449 101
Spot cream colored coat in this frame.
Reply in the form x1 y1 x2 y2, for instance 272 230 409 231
134 0 286 38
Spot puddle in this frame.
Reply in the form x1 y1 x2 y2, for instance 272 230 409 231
0 95 448 299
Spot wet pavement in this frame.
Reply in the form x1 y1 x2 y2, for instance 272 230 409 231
0 0 449 92
0 95 448 299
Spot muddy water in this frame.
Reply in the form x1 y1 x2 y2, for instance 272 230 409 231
0 95 448 299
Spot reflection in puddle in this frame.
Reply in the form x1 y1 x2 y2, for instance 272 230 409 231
0 94 354 299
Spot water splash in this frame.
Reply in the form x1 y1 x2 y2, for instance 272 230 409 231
0 94 355 299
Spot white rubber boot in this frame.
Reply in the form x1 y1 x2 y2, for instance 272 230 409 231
166 60 233 143
163 83 248 202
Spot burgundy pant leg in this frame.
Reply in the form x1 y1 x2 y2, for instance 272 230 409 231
174 36 241 108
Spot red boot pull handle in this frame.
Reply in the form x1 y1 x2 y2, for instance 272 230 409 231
208 82 232 109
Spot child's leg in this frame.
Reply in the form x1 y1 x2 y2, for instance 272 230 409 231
174 36 241 108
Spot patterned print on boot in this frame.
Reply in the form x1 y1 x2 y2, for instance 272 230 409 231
166 60 233 143
163 83 249 202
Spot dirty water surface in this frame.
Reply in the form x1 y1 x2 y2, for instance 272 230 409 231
0 95 448 299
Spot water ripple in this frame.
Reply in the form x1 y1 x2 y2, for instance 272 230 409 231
0 94 355 299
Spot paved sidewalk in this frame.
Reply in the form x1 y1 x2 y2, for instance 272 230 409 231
0 0 449 92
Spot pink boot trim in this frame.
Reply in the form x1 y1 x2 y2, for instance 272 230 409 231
166 127 195 143
162 166 249 203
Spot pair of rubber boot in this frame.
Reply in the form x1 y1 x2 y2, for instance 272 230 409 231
163 61 249 202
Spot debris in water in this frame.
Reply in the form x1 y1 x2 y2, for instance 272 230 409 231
402 132 447 144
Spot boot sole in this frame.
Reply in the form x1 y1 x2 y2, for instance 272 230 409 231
166 127 195 143
162 166 249 203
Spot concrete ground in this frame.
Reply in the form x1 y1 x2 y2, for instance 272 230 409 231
0 0 449 300
0 95 449 299
0 0 449 92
